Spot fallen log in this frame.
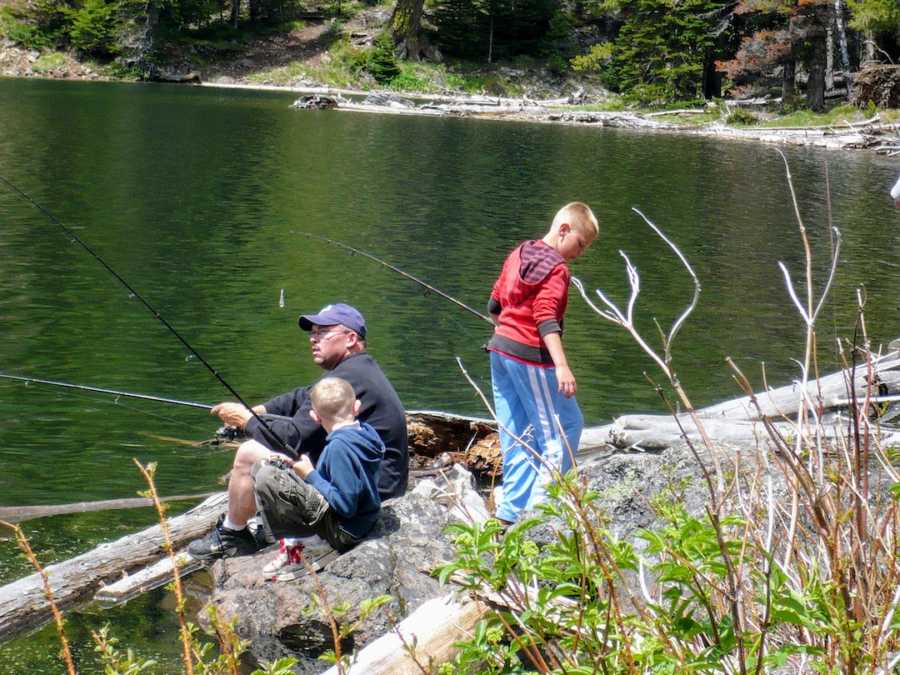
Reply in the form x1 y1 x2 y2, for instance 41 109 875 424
319 593 486 675
597 348 900 450
93 548 203 606
698 351 900 420
0 492 217 524
0 492 227 641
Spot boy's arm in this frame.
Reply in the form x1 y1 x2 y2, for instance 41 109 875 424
533 266 576 397
543 332 576 397
299 445 361 518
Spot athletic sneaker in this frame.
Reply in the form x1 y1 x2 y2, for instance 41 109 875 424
187 516 260 560
262 538 305 575
270 549 339 582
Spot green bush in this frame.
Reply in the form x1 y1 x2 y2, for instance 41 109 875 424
66 0 121 57
32 51 68 72
366 32 400 84
725 107 758 125
0 6 55 50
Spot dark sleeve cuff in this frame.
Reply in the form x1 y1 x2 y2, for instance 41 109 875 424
488 297 502 315
538 319 561 337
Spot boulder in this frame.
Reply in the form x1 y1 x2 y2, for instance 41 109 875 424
201 465 488 672
291 95 339 110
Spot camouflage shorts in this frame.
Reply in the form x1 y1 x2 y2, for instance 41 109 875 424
251 461 359 552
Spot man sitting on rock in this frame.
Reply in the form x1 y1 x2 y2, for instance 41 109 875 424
188 303 408 560
255 376 385 576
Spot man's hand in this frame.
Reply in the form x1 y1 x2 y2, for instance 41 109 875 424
293 454 314 479
211 402 253 429
556 365 576 398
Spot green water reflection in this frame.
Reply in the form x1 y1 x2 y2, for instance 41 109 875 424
0 78 897 670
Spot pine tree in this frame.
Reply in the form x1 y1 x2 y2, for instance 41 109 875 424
605 0 729 103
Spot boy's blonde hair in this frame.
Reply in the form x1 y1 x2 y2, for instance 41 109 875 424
552 201 599 239
310 377 356 422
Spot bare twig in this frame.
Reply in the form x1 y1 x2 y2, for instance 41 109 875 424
0 520 76 675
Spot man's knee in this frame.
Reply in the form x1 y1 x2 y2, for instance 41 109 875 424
234 439 271 472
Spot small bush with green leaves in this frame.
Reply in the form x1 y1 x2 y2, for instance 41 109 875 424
726 107 758 125
366 32 400 84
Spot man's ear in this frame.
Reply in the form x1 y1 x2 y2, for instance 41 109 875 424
352 399 361 417
309 408 321 424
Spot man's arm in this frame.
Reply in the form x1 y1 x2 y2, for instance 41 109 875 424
210 402 266 428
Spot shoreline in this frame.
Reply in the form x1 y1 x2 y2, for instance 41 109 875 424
202 80 900 152
4 69 898 152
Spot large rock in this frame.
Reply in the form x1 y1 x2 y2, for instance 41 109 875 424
201 465 488 672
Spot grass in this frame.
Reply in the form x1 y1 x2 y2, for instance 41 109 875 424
32 51 68 73
756 102 873 127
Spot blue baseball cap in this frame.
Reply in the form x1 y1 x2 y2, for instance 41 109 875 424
298 303 367 339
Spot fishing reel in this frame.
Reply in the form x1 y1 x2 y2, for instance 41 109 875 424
265 455 296 472
215 425 247 442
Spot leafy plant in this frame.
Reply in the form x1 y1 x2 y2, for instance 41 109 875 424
726 106 758 125
366 32 400 84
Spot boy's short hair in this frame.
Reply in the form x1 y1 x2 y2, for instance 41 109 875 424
552 201 599 239
310 377 356 421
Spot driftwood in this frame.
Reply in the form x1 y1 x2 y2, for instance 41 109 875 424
320 593 486 674
0 492 217 523
0 492 227 640
93 548 203 605
698 351 900 420
601 350 900 450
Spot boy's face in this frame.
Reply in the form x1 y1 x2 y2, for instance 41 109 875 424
558 222 595 261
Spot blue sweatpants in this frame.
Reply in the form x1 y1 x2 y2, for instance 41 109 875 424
490 350 584 523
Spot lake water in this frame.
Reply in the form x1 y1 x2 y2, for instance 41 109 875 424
0 77 898 671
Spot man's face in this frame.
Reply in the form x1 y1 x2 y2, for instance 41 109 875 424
308 324 354 369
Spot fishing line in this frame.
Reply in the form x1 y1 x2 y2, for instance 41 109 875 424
296 231 493 325
0 176 287 451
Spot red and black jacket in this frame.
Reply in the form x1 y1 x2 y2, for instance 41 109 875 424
487 240 569 366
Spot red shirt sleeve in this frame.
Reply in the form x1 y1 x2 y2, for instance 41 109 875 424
532 265 569 330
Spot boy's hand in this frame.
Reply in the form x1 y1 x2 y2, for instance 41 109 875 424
556 365 576 398
293 454 314 479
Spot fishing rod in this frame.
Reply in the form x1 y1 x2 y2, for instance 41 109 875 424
298 232 493 325
0 176 286 449
0 373 213 410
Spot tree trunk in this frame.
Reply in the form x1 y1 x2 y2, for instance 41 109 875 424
391 0 426 60
825 24 834 91
703 51 721 98
782 56 796 108
862 30 875 64
833 0 852 95
231 0 240 28
488 14 494 64
807 31 827 110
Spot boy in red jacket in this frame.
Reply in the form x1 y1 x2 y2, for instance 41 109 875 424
487 201 599 524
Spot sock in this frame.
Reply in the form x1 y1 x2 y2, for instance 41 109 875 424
223 516 245 531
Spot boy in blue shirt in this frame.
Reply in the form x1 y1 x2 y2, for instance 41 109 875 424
253 376 385 575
